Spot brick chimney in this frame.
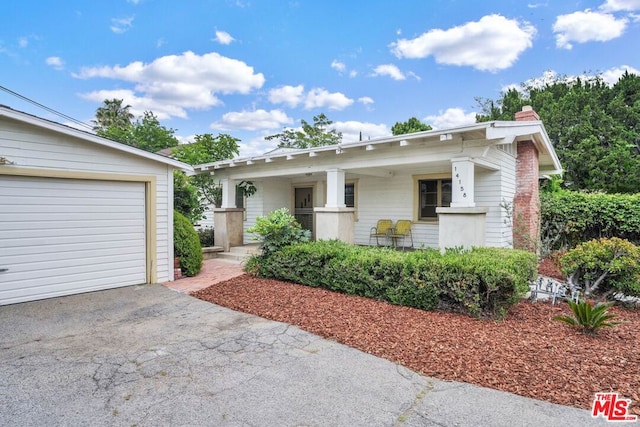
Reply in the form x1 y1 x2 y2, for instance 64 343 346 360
513 106 540 252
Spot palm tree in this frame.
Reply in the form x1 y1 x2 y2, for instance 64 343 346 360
92 99 134 131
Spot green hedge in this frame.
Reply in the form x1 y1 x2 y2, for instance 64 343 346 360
244 240 537 318
174 210 203 277
541 191 640 251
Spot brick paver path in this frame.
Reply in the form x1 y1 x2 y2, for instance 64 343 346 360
163 259 244 294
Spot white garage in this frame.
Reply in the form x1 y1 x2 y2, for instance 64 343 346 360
0 106 190 305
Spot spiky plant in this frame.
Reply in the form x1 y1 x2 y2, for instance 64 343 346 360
554 300 621 334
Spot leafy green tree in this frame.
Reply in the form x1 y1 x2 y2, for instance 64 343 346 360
173 170 203 224
92 99 134 132
476 73 640 193
97 110 179 153
391 117 432 135
265 113 342 149
171 133 240 165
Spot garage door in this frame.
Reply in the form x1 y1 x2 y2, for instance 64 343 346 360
0 175 147 305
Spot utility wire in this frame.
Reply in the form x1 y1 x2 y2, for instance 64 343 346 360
0 85 94 131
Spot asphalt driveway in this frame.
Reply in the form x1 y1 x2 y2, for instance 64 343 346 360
0 284 608 426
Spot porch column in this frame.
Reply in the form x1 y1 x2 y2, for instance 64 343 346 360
325 168 346 208
450 158 475 207
221 178 236 208
214 178 243 251
437 158 486 250
315 168 355 243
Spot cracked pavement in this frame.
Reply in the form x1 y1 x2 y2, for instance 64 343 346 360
0 284 609 426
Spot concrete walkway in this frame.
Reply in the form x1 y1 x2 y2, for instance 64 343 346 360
0 284 613 426
164 258 244 293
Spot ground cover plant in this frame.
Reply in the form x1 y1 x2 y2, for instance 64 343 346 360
193 275 640 416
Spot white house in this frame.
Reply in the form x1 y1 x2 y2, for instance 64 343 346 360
195 107 561 252
0 106 191 305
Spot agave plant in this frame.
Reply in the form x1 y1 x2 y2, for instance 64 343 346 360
553 300 621 334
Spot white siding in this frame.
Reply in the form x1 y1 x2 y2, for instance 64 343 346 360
0 116 173 282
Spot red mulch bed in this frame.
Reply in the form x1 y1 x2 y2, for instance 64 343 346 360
193 275 640 415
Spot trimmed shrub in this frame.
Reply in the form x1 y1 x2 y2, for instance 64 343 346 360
541 191 640 251
245 240 537 318
560 237 640 298
173 210 203 277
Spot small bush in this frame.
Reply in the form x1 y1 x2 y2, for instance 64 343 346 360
197 227 215 247
174 210 203 277
245 240 537 318
560 237 640 298
553 300 620 334
247 208 311 257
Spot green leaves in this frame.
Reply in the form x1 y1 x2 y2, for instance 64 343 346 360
265 113 342 149
247 208 311 257
553 300 621 334
173 210 203 277
391 117 432 135
171 133 240 166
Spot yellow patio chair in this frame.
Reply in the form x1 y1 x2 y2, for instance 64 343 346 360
388 220 413 250
369 219 393 246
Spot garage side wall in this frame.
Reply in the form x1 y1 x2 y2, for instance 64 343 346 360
0 117 172 284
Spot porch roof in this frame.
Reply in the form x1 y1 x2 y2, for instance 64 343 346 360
194 120 562 179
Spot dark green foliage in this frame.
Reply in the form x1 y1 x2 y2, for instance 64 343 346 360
560 237 640 298
541 190 640 250
553 300 620 334
171 133 240 165
476 72 640 193
173 210 203 277
197 227 215 247
245 241 537 318
97 111 179 153
173 171 204 224
391 117 432 135
247 208 311 257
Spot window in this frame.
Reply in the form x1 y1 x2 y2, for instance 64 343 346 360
345 182 355 207
417 178 451 220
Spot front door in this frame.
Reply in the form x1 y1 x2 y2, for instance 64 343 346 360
294 186 314 237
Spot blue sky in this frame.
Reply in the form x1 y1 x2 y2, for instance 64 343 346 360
2 0 639 157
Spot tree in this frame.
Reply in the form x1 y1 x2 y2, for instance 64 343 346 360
391 117 432 135
92 99 134 132
97 111 179 153
265 113 342 149
171 133 240 165
476 73 640 193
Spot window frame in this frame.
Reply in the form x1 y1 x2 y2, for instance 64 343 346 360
412 174 452 223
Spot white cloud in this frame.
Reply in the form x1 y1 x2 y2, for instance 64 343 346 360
238 132 279 157
601 64 640 85
210 109 293 131
110 16 135 34
268 85 354 110
600 0 640 12
349 70 358 78
331 60 346 73
304 88 353 110
214 30 235 45
74 51 265 119
358 96 374 105
156 38 166 48
424 108 477 130
390 14 536 72
553 10 627 49
334 121 390 143
18 37 28 48
268 84 305 107
45 56 64 70
371 64 406 80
